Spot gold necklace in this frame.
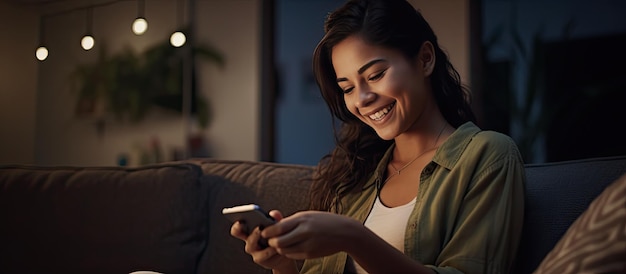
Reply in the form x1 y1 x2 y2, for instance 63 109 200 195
388 123 447 176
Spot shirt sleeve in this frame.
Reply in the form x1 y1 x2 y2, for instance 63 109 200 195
425 137 526 274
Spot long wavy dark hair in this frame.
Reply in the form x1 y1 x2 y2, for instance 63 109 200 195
309 0 476 212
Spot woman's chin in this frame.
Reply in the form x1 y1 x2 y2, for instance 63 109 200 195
374 129 397 141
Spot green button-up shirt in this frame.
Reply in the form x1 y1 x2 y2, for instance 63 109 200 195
300 122 526 274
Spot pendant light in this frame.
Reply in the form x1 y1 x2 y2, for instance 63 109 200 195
81 7 95 51
170 0 186 47
132 0 148 35
35 15 48 61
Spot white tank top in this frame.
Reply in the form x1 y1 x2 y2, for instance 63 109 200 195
349 195 416 274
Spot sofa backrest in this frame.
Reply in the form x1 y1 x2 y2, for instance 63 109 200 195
188 158 314 274
0 163 210 274
514 155 626 274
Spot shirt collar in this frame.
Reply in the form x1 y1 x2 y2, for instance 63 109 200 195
362 121 481 190
433 121 481 170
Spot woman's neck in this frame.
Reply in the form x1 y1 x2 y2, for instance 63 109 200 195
392 120 450 163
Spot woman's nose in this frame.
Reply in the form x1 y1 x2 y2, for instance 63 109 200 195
355 86 376 108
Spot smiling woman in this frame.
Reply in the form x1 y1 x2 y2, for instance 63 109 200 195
229 1 527 274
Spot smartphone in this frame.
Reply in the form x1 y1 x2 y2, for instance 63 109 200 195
222 204 275 234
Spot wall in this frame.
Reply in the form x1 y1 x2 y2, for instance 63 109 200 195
0 0 260 166
0 2 38 165
275 0 471 165
196 0 260 164
409 0 470 87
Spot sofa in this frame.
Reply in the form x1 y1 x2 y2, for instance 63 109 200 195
0 155 625 274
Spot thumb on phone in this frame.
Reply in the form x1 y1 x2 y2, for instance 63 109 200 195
268 210 284 221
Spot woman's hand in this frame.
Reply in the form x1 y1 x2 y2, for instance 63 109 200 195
261 211 363 260
230 210 296 272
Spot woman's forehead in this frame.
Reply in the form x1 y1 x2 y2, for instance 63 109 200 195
331 36 401 75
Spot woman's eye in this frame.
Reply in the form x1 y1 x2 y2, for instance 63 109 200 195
368 70 386 81
342 87 354 94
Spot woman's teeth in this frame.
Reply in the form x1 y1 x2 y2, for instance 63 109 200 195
369 103 394 121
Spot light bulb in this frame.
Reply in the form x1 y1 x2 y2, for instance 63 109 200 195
81 35 95 50
170 31 186 47
36 46 48 61
132 17 148 35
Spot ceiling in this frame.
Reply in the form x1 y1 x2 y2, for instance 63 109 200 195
2 0 112 13
3 0 62 4
2 0 67 9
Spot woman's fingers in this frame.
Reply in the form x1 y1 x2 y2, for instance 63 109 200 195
251 246 279 264
230 221 248 241
230 215 295 270
262 211 304 239
244 227 264 253
245 227 292 270
268 209 284 221
264 211 361 260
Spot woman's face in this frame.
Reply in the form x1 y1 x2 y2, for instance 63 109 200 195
331 35 433 140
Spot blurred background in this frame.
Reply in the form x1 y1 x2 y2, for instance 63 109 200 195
1 0 625 167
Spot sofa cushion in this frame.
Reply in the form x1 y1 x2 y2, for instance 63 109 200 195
0 163 209 274
533 173 626 273
188 159 314 274
515 155 626 274
189 158 314 216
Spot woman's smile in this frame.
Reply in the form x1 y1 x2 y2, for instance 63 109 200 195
366 101 396 122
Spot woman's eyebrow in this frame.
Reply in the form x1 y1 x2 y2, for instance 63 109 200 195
358 59 384 74
336 59 385 83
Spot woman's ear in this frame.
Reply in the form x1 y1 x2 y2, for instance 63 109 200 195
418 41 436 76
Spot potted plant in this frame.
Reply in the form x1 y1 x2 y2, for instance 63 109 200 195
71 32 224 130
